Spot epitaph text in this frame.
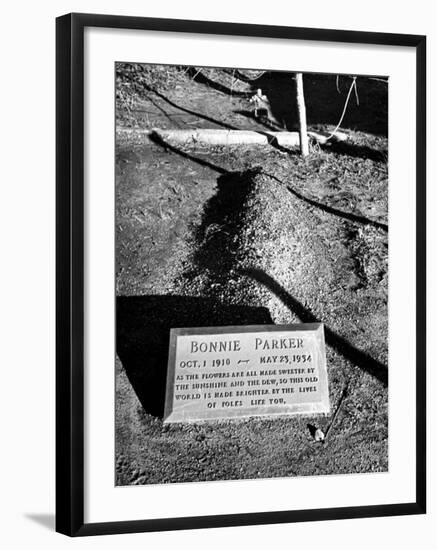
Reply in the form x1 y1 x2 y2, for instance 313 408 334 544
163 324 329 423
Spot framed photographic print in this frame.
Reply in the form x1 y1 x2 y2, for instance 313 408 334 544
56 12 426 536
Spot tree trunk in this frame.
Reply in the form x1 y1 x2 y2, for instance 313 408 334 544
295 73 309 157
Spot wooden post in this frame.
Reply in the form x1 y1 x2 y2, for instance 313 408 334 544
295 73 309 157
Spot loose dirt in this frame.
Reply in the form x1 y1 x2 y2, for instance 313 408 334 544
115 67 388 485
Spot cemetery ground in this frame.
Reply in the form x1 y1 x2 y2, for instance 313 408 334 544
115 66 388 485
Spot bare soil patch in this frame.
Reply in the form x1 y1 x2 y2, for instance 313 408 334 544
115 66 388 485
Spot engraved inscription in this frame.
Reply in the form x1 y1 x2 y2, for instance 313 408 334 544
164 324 329 423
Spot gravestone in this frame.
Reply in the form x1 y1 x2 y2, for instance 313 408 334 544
163 323 330 423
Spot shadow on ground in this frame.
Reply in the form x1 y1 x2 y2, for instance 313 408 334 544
239 267 388 386
146 84 238 130
117 295 272 417
186 67 252 98
191 69 388 136
189 169 262 278
25 514 55 531
248 72 388 136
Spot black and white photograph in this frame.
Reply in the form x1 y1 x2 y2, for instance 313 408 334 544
115 63 389 486
0 0 431 546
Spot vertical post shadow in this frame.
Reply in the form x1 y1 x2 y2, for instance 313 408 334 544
263 171 388 231
238 267 388 386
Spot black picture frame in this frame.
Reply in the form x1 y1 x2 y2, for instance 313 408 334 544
56 12 426 537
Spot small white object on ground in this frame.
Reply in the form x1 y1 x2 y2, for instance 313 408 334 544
314 428 325 442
